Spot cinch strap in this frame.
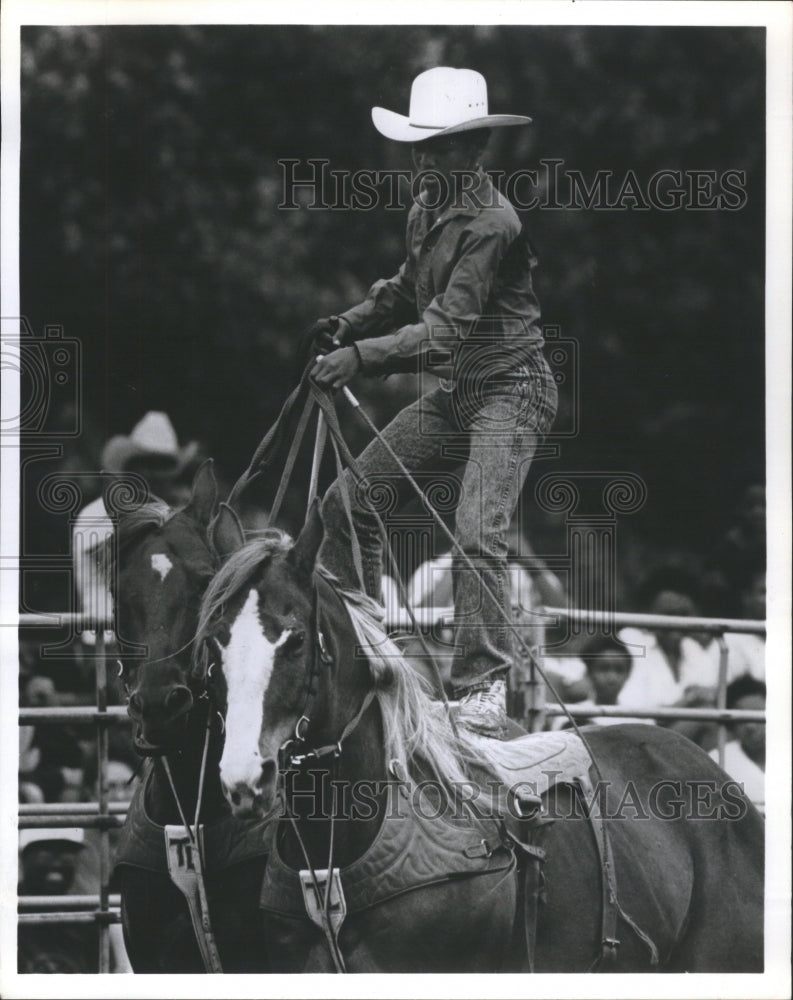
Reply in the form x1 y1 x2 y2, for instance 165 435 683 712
575 778 660 970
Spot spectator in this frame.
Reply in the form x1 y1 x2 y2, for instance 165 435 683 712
73 757 138 896
406 523 565 621
72 411 201 647
60 758 138 973
404 525 567 692
582 636 633 711
674 566 766 756
551 635 652 729
19 726 44 805
716 568 766 683
710 675 765 812
18 829 97 973
19 664 87 803
617 566 719 710
18 827 86 895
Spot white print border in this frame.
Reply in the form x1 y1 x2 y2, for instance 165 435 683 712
1 3 790 1000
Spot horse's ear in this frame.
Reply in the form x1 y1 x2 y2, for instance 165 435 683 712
184 459 217 526
209 502 245 560
289 500 324 580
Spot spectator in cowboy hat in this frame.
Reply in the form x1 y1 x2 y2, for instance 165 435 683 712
72 412 201 646
309 67 558 737
99 410 200 493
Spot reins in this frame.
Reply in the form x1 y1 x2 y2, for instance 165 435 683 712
226 367 453 732
160 700 213 845
158 697 224 973
227 365 603 773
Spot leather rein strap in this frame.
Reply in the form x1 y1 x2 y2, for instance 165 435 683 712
227 366 454 723
160 702 224 973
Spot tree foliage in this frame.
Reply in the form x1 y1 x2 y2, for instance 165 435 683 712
20 24 765 587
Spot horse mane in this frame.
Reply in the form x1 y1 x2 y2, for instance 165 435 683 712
323 570 503 798
193 529 294 672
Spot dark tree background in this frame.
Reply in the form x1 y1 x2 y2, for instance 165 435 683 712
19 24 765 611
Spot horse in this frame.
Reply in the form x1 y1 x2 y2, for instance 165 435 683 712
106 462 271 972
198 503 765 973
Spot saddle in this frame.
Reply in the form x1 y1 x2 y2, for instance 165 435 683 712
462 729 599 971
462 728 596 799
464 728 659 971
259 732 608 971
259 780 514 919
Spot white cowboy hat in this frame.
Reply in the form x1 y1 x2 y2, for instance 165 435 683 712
372 67 532 143
101 411 199 474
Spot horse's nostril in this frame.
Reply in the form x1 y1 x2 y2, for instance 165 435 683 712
260 759 277 791
128 692 143 718
165 685 193 719
230 790 241 806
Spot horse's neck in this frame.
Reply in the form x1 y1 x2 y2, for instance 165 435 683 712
284 701 388 869
145 709 228 827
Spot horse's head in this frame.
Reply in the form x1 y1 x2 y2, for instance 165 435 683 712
202 503 487 823
198 504 327 816
112 461 245 755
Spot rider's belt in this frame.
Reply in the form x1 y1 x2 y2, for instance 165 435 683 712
427 356 547 393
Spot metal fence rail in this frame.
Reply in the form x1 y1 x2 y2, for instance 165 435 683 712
18 606 766 971
19 894 122 925
383 605 767 635
18 621 116 970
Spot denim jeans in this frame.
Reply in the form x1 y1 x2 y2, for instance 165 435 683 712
319 356 558 694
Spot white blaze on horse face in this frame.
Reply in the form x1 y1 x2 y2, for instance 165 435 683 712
150 553 173 582
218 588 289 793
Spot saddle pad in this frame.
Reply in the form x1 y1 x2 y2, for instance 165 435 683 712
113 766 271 876
461 730 595 799
260 783 514 918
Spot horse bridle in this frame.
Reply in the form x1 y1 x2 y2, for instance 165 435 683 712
276 579 377 773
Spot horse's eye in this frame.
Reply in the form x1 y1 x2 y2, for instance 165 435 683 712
282 629 305 651
214 623 230 647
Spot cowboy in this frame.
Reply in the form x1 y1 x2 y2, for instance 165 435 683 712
72 412 200 644
310 68 558 737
